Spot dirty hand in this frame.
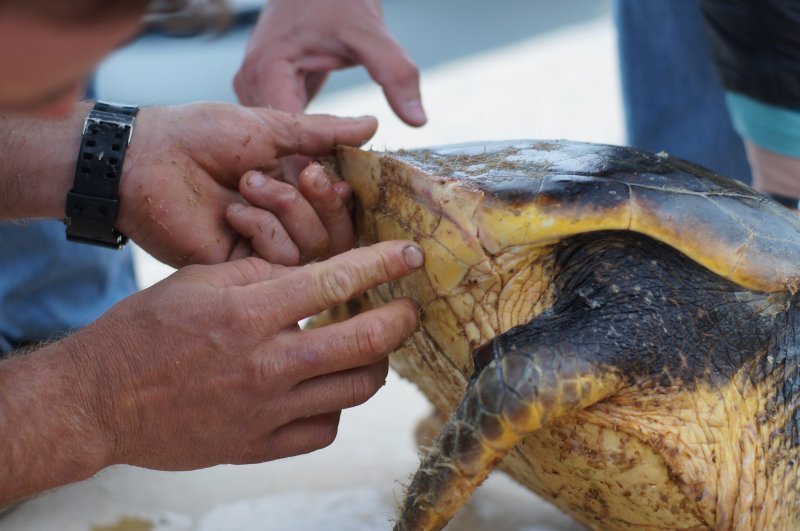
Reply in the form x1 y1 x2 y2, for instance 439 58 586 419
234 0 425 126
70 240 423 471
0 240 423 504
227 162 356 264
118 102 376 266
233 0 425 185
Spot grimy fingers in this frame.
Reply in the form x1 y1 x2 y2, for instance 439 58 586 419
263 412 342 461
274 298 419 382
256 109 378 159
247 240 424 328
226 203 300 265
237 169 330 263
234 411 342 465
287 359 390 420
296 163 355 259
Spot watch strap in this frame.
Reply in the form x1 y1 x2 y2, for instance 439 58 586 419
65 101 139 249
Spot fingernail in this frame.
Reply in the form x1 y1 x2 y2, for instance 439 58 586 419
247 172 266 188
402 245 424 268
405 101 427 125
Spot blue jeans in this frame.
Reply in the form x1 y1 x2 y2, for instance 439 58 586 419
614 0 751 184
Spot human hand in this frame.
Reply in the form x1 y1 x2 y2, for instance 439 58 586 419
117 102 376 267
226 162 356 264
234 0 426 127
66 240 423 471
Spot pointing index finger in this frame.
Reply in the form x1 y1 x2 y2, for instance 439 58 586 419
251 240 424 328
258 110 378 159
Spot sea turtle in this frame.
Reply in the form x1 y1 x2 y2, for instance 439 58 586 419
330 140 800 530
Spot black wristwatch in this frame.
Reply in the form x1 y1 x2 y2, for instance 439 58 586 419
65 101 139 249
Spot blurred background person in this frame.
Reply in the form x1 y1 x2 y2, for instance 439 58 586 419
615 0 751 185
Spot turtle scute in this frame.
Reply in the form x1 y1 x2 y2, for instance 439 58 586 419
328 140 800 530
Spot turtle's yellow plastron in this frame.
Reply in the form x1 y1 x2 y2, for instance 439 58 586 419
332 141 800 530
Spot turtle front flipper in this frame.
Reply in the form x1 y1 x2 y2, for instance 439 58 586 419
395 323 624 531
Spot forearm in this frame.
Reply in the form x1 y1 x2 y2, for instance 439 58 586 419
0 338 109 507
0 102 90 220
722 92 800 197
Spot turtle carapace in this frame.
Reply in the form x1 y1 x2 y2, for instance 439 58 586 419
333 140 800 530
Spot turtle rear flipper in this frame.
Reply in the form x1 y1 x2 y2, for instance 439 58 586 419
395 318 624 531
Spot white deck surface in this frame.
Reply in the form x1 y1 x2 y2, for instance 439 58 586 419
3 16 621 531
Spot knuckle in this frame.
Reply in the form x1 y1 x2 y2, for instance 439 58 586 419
232 300 256 329
319 200 348 225
237 256 275 278
177 263 206 279
272 185 304 211
233 60 261 103
355 317 391 357
400 299 421 331
235 59 254 85
232 71 246 99
346 371 380 406
395 61 421 85
316 267 358 306
247 353 277 392
375 258 395 285
309 421 339 451
379 59 420 87
255 211 280 235
352 360 389 405
286 118 309 152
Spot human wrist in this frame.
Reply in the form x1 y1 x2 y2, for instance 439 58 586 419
0 340 111 504
0 102 91 221
113 105 154 239
59 330 121 469
65 101 140 248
